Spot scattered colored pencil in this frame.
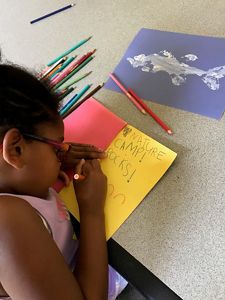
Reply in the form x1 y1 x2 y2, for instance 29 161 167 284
39 57 67 80
47 36 92 66
51 49 96 87
58 87 75 101
30 4 75 24
60 84 91 116
59 93 77 113
109 73 146 115
52 55 94 90
50 56 75 80
55 88 68 96
128 88 173 135
45 63 63 78
62 83 104 118
59 71 92 90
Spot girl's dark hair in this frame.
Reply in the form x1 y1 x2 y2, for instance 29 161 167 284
0 63 60 139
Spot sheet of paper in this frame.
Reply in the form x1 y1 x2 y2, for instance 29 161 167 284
60 124 177 240
104 28 225 119
63 97 127 149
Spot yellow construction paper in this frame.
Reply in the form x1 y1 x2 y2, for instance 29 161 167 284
60 124 177 240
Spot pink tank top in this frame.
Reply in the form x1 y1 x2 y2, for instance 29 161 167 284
0 188 78 300
0 189 127 300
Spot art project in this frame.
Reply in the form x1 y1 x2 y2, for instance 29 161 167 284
104 28 225 119
59 98 177 239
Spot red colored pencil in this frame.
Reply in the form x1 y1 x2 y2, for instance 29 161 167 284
109 73 146 115
51 49 96 87
128 88 173 135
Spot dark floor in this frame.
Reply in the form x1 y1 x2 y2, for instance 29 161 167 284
116 284 146 300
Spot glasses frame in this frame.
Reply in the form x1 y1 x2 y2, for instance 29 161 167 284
23 133 70 160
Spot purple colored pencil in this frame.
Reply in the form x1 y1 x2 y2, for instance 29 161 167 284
30 4 75 24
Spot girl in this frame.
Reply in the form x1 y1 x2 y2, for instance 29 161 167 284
0 63 127 299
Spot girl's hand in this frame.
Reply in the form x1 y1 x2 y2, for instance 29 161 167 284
60 143 107 170
73 159 107 217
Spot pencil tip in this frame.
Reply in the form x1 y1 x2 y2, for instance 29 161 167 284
167 130 173 135
87 36 92 41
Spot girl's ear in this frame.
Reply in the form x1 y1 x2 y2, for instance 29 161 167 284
2 128 27 169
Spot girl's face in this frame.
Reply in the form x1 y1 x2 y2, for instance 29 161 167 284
23 119 66 197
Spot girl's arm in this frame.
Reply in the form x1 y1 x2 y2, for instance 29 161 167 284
73 159 108 300
0 196 85 300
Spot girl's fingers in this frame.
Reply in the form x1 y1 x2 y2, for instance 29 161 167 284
68 142 104 153
69 150 107 159
90 158 101 169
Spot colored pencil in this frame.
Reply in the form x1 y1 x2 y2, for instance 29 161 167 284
109 73 146 115
60 71 92 90
128 88 173 135
50 57 76 81
52 56 94 90
62 83 104 118
58 87 75 101
74 173 85 181
45 64 63 78
51 49 96 86
60 84 91 116
39 57 67 80
30 4 75 24
55 88 68 96
47 36 92 66
50 56 76 79
59 93 77 113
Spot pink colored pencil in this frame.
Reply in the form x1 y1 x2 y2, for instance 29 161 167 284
109 73 146 115
51 49 96 87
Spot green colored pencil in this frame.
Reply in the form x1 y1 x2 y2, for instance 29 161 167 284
47 36 92 66
59 71 92 90
58 87 75 101
53 56 94 90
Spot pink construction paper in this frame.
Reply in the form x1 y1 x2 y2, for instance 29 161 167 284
63 97 127 149
53 97 127 192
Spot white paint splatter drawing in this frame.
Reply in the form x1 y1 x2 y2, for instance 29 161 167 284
127 50 225 90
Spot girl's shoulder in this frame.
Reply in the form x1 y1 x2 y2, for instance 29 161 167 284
0 194 37 220
0 194 47 239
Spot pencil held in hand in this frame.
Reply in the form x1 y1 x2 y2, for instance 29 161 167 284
74 159 86 181
74 173 85 181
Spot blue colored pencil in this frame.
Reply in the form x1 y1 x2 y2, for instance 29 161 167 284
30 4 75 24
60 84 91 116
47 36 92 66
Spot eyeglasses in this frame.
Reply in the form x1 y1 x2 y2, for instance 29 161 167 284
23 133 70 161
